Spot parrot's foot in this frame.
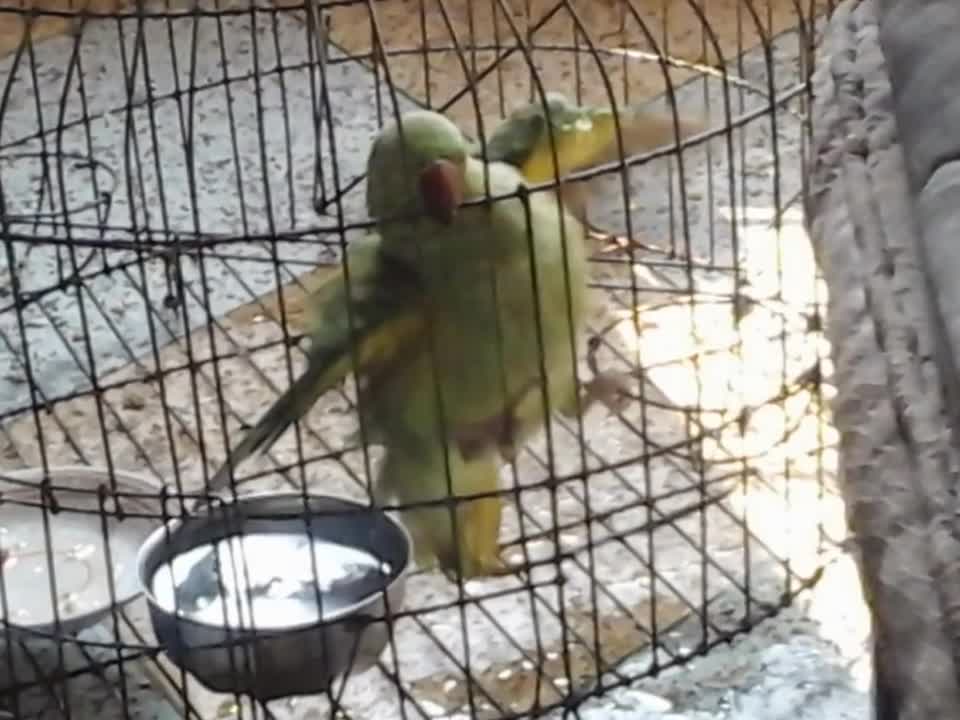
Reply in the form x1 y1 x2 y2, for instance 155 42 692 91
454 410 520 463
439 549 527 582
580 370 636 416
417 543 521 580
589 229 666 257
567 333 638 418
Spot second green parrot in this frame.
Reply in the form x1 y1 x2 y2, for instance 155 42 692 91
475 91 707 224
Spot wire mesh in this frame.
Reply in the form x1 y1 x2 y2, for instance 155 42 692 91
0 0 838 718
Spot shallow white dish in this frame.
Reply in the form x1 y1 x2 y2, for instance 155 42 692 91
0 465 161 636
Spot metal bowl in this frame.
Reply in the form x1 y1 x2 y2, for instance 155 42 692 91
136 492 411 701
0 465 160 637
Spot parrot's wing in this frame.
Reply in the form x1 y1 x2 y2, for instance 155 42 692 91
303 231 426 389
208 232 426 491
477 93 707 184
470 94 706 224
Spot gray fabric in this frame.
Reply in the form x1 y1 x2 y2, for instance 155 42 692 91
877 0 960 188
878 0 960 441
807 0 960 717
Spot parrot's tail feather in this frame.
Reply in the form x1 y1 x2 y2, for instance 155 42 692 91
207 365 330 495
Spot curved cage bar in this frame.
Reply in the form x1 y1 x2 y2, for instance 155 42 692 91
0 0 838 718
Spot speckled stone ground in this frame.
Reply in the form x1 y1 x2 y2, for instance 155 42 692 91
563 553 871 720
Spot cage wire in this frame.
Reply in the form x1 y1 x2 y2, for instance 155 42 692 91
0 0 839 718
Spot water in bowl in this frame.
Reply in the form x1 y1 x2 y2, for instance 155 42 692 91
150 533 393 630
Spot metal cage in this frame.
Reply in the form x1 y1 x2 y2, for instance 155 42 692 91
0 0 836 718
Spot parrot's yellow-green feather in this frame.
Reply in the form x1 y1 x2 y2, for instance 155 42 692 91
208 233 425 492
303 234 425 388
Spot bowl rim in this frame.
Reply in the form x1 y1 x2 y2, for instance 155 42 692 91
135 489 412 633
0 464 166 504
0 464 164 634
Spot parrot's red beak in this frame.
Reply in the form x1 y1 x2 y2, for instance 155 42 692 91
419 159 464 225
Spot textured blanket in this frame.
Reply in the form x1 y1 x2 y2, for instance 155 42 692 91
807 0 960 717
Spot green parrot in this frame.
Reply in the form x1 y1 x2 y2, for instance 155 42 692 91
360 110 597 578
208 110 628 580
474 92 708 225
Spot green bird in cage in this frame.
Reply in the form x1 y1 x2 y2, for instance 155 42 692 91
210 109 633 580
